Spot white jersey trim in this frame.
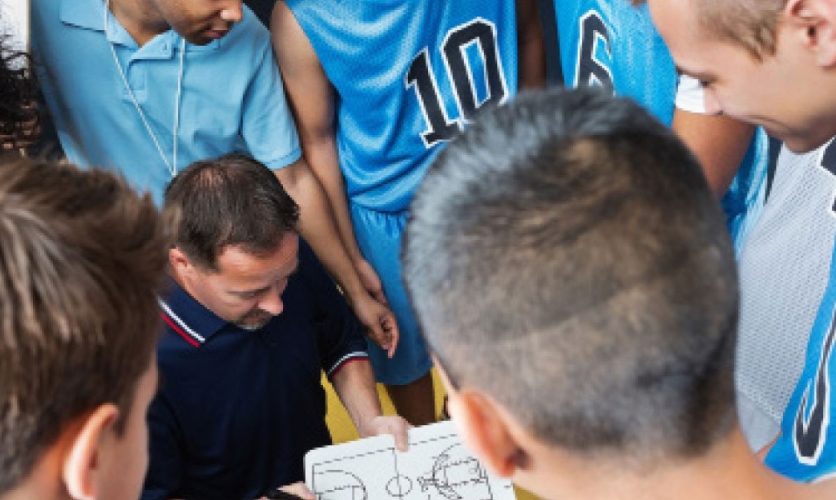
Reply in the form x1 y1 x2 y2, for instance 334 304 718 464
158 298 206 344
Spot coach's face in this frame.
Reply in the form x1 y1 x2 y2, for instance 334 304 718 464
649 0 836 153
151 0 243 45
174 232 300 330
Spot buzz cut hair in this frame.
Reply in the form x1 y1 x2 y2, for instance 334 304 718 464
404 88 739 464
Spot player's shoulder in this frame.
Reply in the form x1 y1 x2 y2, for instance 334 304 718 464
562 1 657 28
284 0 348 20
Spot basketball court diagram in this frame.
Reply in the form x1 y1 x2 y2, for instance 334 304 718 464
305 421 516 500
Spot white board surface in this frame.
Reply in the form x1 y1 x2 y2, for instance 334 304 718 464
305 420 516 500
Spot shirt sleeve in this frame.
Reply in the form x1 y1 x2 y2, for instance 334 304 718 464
296 241 369 376
141 395 185 500
675 74 709 114
241 30 302 170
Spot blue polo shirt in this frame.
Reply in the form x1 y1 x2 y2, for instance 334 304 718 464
32 0 301 203
142 243 368 500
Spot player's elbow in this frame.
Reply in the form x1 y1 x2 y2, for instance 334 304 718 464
274 158 308 194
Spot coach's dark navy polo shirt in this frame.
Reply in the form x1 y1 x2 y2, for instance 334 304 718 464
142 243 368 500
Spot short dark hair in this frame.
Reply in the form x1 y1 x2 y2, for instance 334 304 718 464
0 36 40 150
0 158 167 493
404 88 738 464
164 154 300 269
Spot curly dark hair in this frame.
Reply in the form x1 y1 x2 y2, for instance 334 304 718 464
0 35 39 151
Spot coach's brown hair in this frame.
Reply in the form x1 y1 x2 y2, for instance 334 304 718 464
0 158 167 493
164 153 299 270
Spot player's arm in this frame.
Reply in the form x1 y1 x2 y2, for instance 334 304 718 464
673 110 754 196
270 2 385 302
271 2 397 356
330 359 411 451
517 0 546 88
268 13 353 265
274 160 398 355
672 75 755 197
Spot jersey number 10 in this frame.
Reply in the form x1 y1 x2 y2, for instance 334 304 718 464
406 18 509 148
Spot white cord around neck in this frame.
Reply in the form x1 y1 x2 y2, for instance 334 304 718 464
103 0 184 178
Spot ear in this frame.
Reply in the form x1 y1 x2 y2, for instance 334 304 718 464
62 404 119 500
431 356 456 395
787 0 836 66
447 390 522 478
168 247 193 275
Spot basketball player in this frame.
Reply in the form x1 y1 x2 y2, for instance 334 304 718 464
537 0 767 232
403 87 836 500
0 159 167 500
270 0 544 424
647 0 836 481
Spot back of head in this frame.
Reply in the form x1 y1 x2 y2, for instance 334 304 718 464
0 158 166 493
404 88 738 464
164 153 299 268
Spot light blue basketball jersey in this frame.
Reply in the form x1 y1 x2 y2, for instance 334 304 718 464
548 0 676 123
286 0 518 212
766 141 836 482
544 0 769 244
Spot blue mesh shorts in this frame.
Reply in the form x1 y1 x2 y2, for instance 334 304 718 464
350 203 432 385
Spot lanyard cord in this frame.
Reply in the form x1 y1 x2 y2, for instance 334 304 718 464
103 0 184 178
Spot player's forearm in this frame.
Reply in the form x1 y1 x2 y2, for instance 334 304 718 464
302 136 365 263
331 359 384 436
274 160 365 301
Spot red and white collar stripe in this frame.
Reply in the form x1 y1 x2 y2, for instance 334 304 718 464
158 298 205 347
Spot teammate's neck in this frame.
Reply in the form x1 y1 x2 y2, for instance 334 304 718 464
107 0 169 47
1 429 79 500
533 428 822 500
620 429 797 500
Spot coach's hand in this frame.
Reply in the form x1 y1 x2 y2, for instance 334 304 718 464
359 415 411 452
260 481 315 499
